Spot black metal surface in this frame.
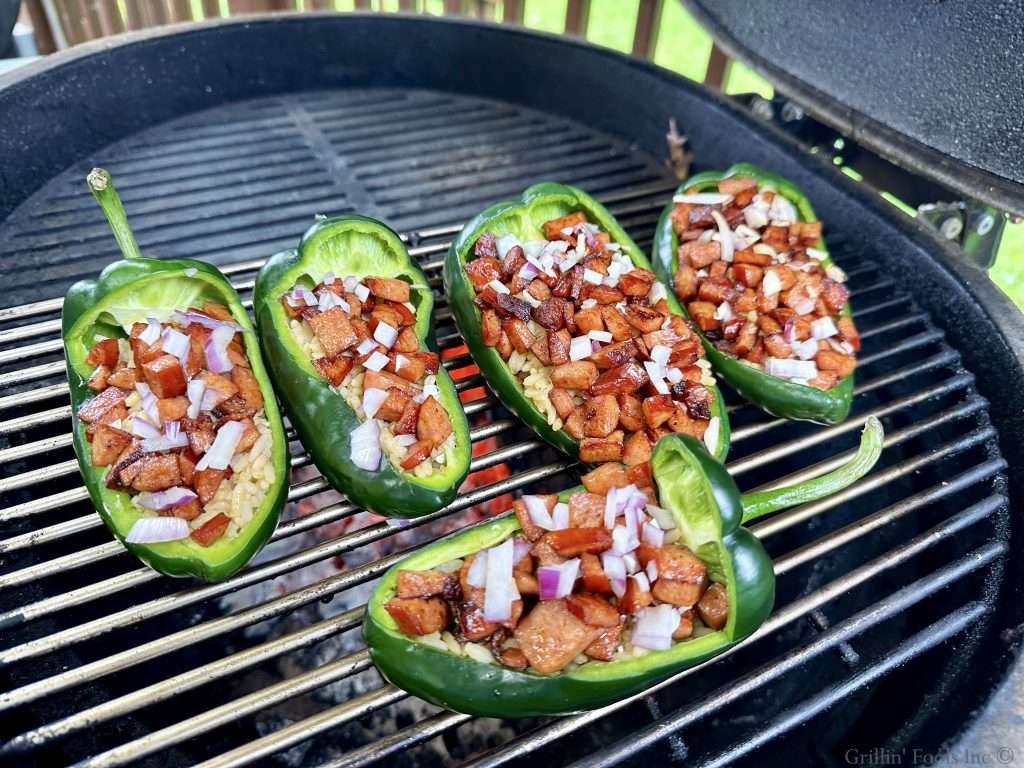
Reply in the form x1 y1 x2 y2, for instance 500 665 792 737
0 14 1021 767
683 0 1024 217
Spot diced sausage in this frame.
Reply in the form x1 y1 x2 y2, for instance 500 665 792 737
393 398 420 436
501 317 535 353
548 388 576 420
178 450 196 486
78 386 128 424
107 366 138 390
619 575 654 614
563 408 585 440
202 301 233 321
142 355 187 398
90 423 132 467
376 388 411 422
474 232 498 259
234 418 260 455
514 599 599 674
617 392 643 431
86 338 120 368
580 464 630 495
307 307 358 357
674 264 699 301
416 396 453 447
395 326 420 353
231 365 264 412
585 621 624 660
696 582 729 630
589 362 648 396
656 544 708 582
386 597 449 636
532 298 566 330
733 263 764 288
531 331 552 366
816 349 856 377
466 256 502 290
652 578 705 607
392 353 428 383
820 279 849 314
627 460 653 487
456 600 501 641
574 306 604 333
131 454 182 492
396 569 460 599
582 284 624 305
837 316 861 352
400 440 433 470
365 277 410 303
679 240 720 269
481 309 501 346
718 176 758 206
551 361 598 390
687 301 719 331
182 416 217 456
198 371 238 407
582 394 620 438
501 244 526 280
590 339 639 370
364 369 418 397
674 610 695 640
642 394 676 429
622 429 653 466
618 269 655 297
566 594 619 627
156 396 189 422
542 527 612 556
87 365 110 392
567 490 606 527
190 513 231 547
194 467 229 504
599 306 633 341
542 212 587 240
683 384 713 421
624 305 664 333
315 355 354 387
164 498 202 521
581 552 613 594
579 431 625 463
496 293 533 323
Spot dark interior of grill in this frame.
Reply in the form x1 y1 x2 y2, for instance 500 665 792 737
0 14 1022 768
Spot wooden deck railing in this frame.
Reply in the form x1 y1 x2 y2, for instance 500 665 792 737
20 0 731 88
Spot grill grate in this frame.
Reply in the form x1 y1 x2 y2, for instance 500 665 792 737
0 87 1009 768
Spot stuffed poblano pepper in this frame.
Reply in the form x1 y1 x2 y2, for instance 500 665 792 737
254 215 471 517
653 163 858 425
364 417 883 716
444 182 730 480
64 169 289 581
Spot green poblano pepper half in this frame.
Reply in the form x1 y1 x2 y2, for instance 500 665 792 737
254 215 472 517
64 170 290 581
444 182 731 463
363 417 883 717
652 163 855 425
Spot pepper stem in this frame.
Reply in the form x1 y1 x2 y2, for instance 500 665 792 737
87 167 143 261
739 416 884 524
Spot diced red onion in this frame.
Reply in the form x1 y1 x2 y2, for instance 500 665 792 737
711 210 734 263
646 560 659 583
743 206 769 230
349 418 382 472
467 550 488 587
343 275 360 292
356 337 377 356
642 521 665 547
806 247 827 260
537 558 580 601
140 429 190 453
318 290 346 313
196 420 246 471
496 234 520 260
793 338 819 361
647 281 667 304
161 327 189 362
200 389 219 413
753 242 779 257
569 336 592 362
582 268 603 285
363 351 390 372
487 279 510 295
186 379 206 419
135 382 152 398
604 487 619 529
704 416 721 454
623 552 639 574
650 344 671 369
523 495 555 530
632 605 679 650
612 524 639 555
124 516 190 544
765 357 818 380
783 317 797 344
588 330 613 344
135 486 198 511
632 572 651 593
673 192 732 205
601 552 627 598
394 434 418 447
518 261 540 280
605 262 622 287
141 394 160 426
769 194 798 224
296 287 318 307
762 269 782 296
811 316 839 339
173 309 244 331
131 418 162 439
354 283 370 302
644 361 669 395
394 354 409 372
362 387 388 419
666 367 683 385
373 321 398 349
714 301 734 322
139 318 162 346
552 502 569 531
322 271 336 285
512 539 532 565
205 325 235 374
483 538 516 621
792 297 817 316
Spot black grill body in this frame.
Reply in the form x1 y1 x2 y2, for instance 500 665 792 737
0 14 1022 768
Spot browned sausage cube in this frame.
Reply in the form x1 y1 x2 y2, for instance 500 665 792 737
465 256 502 290
642 394 676 429
669 203 693 235
820 278 850 314
680 240 720 269
543 527 613 556
816 349 856 377
590 362 648 396
624 305 664 333
514 599 599 674
837 315 861 352
696 582 729 630
550 361 599 390
718 176 758 206
566 594 620 627
376 388 411 422
597 306 631 342
364 277 410 303
396 569 459 599
652 578 705 607
481 309 501 347
764 333 793 358
687 301 719 331
131 454 183 492
564 408 585 440
417 396 452 447
579 430 625 463
735 249 773 266
193 467 229 504
580 464 629 495
733 321 759 357
90 423 132 467
808 371 841 390
501 317 535 353
394 326 420 354
620 575 654 614
156 396 189 422
142 355 187 398
591 339 640 370
548 388 576 420
674 264 699 301
315 355 354 387
229 364 263 412
542 211 587 240
385 597 449 636
674 609 695 640
574 306 605 334
622 429 653 466
585 621 624 660
618 269 655 297
733 263 764 288
191 513 231 547
657 544 708 582
307 307 358 357
582 284 624 305
581 552 613 594
400 441 433 470
567 490 606 527
364 369 418 397
86 338 120 368
582 394 620 438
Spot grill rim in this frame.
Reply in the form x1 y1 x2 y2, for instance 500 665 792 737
0 15 1022 764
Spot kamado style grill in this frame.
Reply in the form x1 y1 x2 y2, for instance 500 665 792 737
1 9 1023 768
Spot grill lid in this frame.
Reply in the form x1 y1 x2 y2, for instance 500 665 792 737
684 0 1024 216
